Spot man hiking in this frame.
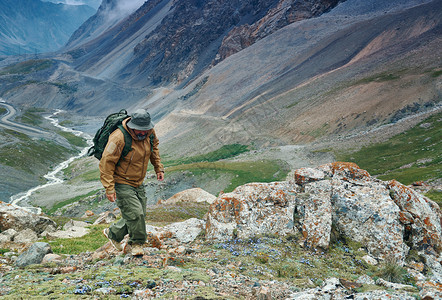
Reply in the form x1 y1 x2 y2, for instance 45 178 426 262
100 108 164 256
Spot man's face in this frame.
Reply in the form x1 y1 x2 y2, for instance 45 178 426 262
133 129 148 140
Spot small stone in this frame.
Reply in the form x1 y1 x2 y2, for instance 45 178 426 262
362 255 378 265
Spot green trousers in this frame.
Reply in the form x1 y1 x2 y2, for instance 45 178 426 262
108 183 147 245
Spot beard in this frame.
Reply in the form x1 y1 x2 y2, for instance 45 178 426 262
136 133 147 140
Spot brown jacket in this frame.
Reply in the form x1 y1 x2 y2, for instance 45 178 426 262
99 118 164 195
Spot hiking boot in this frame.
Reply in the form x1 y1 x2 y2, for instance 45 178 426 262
131 244 144 256
103 228 123 251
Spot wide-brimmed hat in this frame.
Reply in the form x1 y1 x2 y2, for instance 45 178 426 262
127 109 154 130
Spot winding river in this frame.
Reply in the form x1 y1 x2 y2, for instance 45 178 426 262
1 101 92 213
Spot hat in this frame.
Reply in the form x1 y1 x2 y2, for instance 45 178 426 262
127 109 154 130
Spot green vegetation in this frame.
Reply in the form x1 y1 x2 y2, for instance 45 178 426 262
354 72 400 85
17 107 45 126
166 143 250 166
337 112 441 186
43 190 99 216
376 258 416 285
44 224 108 255
167 159 290 193
0 107 7 115
58 131 88 148
425 190 442 207
0 132 76 174
430 69 442 77
146 202 210 225
0 59 53 75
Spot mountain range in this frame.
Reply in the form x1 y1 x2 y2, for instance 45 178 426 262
0 0 440 200
0 0 96 56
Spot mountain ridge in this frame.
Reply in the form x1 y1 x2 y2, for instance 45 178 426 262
0 0 96 56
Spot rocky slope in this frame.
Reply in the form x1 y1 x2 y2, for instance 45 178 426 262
0 163 440 299
0 0 95 56
67 0 343 87
152 0 441 157
216 0 342 62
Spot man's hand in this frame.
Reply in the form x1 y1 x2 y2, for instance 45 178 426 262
106 192 117 202
157 171 164 181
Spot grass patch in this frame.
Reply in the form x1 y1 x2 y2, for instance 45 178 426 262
430 69 442 77
0 59 53 75
425 190 442 207
0 136 76 174
43 190 99 216
376 257 416 286
146 202 210 225
44 224 108 255
165 144 250 166
17 107 45 126
58 131 88 148
0 107 7 115
166 159 289 193
353 71 403 85
337 112 441 185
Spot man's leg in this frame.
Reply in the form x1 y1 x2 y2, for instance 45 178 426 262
110 183 147 245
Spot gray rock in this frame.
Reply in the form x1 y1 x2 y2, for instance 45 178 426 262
0 228 17 242
15 242 52 267
92 211 116 225
0 202 56 234
356 274 375 285
42 253 62 264
206 181 297 240
206 162 442 266
13 228 38 243
163 218 205 243
159 188 217 205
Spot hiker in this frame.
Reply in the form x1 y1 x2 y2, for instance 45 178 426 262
100 108 164 256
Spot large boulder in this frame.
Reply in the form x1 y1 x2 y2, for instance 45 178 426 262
15 242 52 267
0 202 56 234
159 188 216 205
206 162 442 263
206 181 297 241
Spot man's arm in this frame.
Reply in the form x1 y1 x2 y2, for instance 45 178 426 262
99 131 125 200
149 129 164 181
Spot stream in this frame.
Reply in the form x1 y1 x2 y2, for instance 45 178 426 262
9 109 93 213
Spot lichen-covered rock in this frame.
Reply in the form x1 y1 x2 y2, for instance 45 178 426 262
206 181 297 241
0 202 56 234
388 180 442 254
13 228 39 243
331 178 408 262
205 162 442 265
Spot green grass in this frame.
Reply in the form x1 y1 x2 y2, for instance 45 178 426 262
337 112 441 185
0 59 53 75
353 71 402 85
166 159 290 193
146 202 210 225
44 224 108 255
0 134 76 174
165 143 250 166
43 190 99 215
17 107 46 126
58 131 88 148
430 69 442 77
0 107 7 115
425 190 442 207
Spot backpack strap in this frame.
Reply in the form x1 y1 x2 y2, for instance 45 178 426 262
149 133 155 152
117 124 133 160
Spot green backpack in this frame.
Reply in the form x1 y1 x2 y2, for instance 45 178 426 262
87 109 155 161
87 109 132 160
